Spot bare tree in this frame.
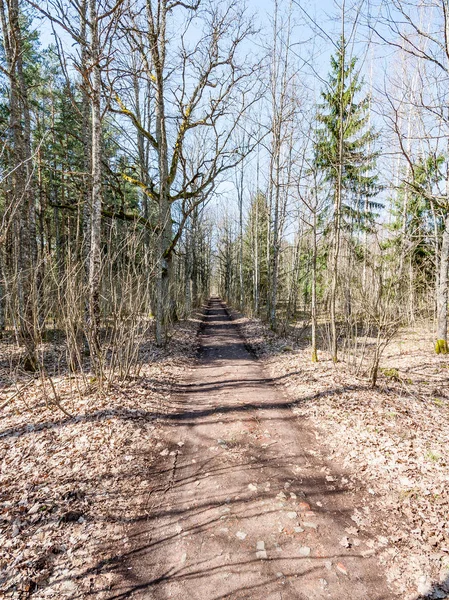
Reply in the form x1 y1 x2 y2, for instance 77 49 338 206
375 0 449 353
111 0 260 344
0 0 37 369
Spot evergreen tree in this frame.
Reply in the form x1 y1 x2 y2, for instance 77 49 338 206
314 37 380 361
315 39 381 233
243 192 269 316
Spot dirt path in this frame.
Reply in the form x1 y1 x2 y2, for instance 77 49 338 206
111 298 397 600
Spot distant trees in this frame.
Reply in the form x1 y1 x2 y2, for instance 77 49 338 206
0 0 37 369
376 0 449 353
1 0 449 382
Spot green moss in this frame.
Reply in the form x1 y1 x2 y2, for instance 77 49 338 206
311 349 318 363
426 450 441 463
381 367 400 381
435 339 449 354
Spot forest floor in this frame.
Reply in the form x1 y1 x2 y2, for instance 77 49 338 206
1 298 448 599
0 316 200 599
230 305 449 600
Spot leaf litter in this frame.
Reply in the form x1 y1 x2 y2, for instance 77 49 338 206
0 318 199 599
230 308 449 600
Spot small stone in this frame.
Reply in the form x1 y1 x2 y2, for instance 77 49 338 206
417 576 431 595
319 578 328 587
286 511 298 519
180 553 187 564
299 546 311 557
303 521 318 530
339 536 351 548
177 441 184 447
60 580 77 592
294 527 304 533
256 550 267 559
236 531 247 540
248 483 257 492
276 572 284 578
336 562 348 576
256 541 265 551
324 561 332 570
160 448 169 456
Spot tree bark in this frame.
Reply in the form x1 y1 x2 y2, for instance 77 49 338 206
436 212 449 353
87 0 103 373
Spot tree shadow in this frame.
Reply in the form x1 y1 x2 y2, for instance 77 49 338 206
2 297 443 599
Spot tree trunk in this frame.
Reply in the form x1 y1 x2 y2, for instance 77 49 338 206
330 20 345 364
87 0 103 374
311 208 318 362
436 212 449 353
238 157 244 310
0 0 37 369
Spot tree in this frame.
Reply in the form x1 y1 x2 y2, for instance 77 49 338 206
0 0 38 369
375 0 449 353
266 0 298 331
112 0 260 344
315 35 379 361
243 191 270 315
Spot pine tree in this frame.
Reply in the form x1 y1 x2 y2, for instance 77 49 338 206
243 192 270 317
315 37 380 361
315 39 380 231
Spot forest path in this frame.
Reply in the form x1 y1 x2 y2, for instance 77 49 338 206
112 298 397 600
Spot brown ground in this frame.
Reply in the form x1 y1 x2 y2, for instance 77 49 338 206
230 305 449 600
112 298 397 599
3 298 448 599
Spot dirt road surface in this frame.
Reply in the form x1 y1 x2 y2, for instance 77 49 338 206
111 298 396 600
